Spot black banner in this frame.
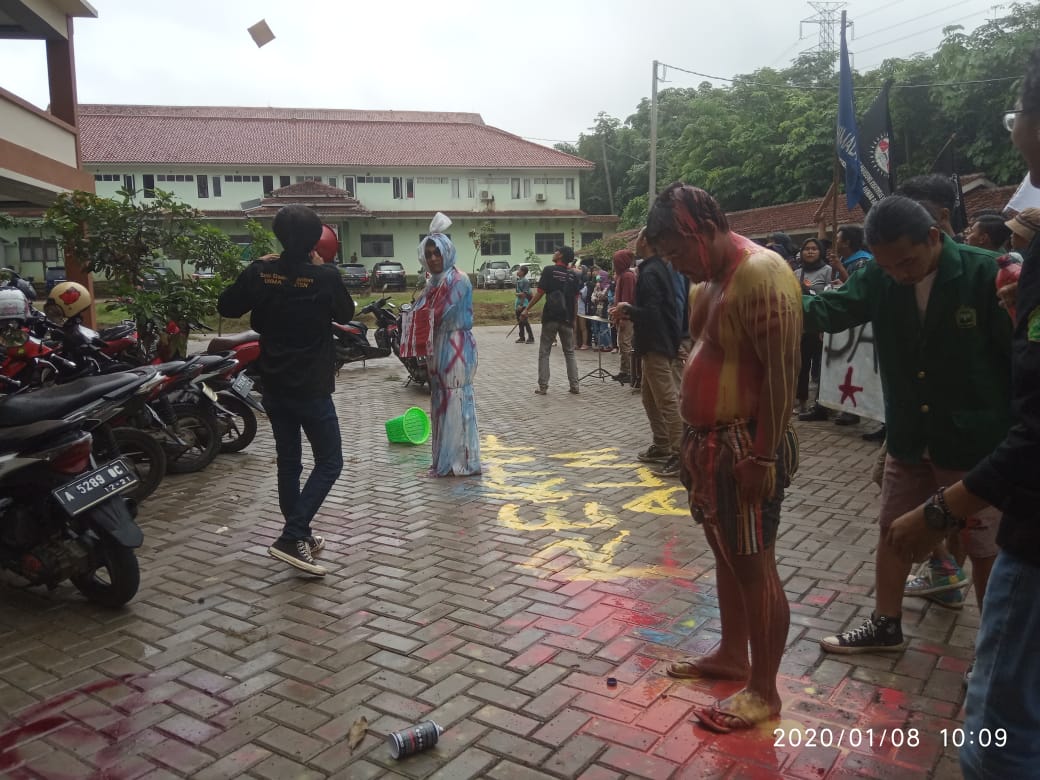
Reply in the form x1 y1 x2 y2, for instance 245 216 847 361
856 82 894 213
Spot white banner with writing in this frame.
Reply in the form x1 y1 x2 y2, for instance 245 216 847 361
817 323 885 423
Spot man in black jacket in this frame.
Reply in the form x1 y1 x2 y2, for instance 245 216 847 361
218 205 354 576
611 229 682 477
888 47 1040 777
522 246 581 394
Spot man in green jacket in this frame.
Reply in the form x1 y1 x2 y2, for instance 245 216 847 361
804 195 1012 654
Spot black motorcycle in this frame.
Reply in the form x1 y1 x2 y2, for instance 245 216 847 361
0 375 147 607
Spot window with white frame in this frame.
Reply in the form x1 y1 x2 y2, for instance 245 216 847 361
93 173 123 182
361 234 394 257
343 176 356 196
18 237 59 264
565 178 575 199
357 176 391 184
225 175 261 182
523 179 532 198
451 179 460 198
581 232 603 246
197 175 209 199
392 177 403 199
467 178 476 198
480 234 511 256
511 178 521 199
157 174 194 182
535 233 564 254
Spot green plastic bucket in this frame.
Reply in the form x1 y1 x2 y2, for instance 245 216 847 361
385 407 431 445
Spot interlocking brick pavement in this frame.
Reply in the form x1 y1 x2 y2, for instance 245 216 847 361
0 325 974 778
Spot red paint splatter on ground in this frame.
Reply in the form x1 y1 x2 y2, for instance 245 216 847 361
662 536 678 569
613 610 666 627
0 716 69 770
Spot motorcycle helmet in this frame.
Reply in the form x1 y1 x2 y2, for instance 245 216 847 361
314 225 339 263
45 281 92 321
0 288 30 322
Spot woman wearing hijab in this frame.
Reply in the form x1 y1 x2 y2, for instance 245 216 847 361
794 238 836 417
401 213 481 476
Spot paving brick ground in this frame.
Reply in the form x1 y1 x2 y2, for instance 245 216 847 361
0 324 973 779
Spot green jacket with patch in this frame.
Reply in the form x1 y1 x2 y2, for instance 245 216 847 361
803 235 1012 470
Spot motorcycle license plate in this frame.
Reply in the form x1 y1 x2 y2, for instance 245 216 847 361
52 458 139 517
231 373 254 398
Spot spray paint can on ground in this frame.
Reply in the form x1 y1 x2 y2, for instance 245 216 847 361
388 721 444 759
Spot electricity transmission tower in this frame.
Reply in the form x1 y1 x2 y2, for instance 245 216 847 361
800 1 848 58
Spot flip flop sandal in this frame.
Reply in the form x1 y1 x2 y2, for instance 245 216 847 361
693 704 754 734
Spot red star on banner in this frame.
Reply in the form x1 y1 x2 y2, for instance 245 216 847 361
838 366 863 406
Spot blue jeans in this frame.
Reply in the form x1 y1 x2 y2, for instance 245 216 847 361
263 393 343 541
961 550 1040 778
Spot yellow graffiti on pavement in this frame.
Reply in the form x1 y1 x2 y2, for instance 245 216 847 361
483 437 697 580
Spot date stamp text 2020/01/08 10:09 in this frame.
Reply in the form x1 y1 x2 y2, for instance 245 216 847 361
772 727 1009 749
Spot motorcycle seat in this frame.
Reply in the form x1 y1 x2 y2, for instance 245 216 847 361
0 419 84 454
207 331 259 352
194 354 230 370
0 372 149 427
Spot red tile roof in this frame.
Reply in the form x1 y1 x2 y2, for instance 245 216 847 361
964 185 1019 217
369 209 601 220
78 104 595 170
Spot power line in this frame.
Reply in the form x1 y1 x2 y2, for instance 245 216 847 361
854 0 978 40
658 59 1016 91
855 7 994 53
854 0 909 21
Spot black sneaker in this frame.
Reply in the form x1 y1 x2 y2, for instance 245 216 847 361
612 373 631 384
637 444 671 463
820 614 906 654
650 456 680 478
526 339 534 344
834 411 860 426
569 386 580 395
798 404 830 422
307 535 325 555
268 537 327 576
515 337 526 343
862 425 887 443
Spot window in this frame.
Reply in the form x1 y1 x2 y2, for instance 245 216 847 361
295 175 321 183
156 174 193 182
451 178 460 198
224 175 260 183
406 178 414 199
565 178 575 199
467 178 476 198
357 175 391 184
361 234 394 257
212 176 222 197
392 177 403 199
197 175 209 199
123 175 135 193
262 175 274 195
328 177 337 188
535 233 564 254
142 174 155 198
481 233 511 256
93 173 123 182
511 178 521 199
343 176 355 196
18 237 59 264
523 178 531 198
279 175 291 188
581 232 603 246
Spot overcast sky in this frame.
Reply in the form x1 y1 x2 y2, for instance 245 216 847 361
0 0 1006 146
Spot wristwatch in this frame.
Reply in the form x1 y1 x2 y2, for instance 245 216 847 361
923 487 964 532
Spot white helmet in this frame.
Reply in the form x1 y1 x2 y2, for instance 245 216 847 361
45 281 92 320
0 288 30 322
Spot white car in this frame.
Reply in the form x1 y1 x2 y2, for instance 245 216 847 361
476 260 510 289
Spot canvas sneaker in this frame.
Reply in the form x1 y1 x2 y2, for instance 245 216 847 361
650 456 681 479
268 537 327 576
307 535 325 555
637 444 671 463
904 559 971 597
925 587 966 610
820 614 907 654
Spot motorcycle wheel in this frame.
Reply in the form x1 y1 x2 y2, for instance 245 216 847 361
216 394 258 454
70 533 140 608
162 403 221 474
95 426 167 502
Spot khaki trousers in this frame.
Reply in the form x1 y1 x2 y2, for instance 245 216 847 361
617 320 634 376
641 352 683 455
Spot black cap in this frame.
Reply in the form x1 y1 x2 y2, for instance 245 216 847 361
555 245 575 264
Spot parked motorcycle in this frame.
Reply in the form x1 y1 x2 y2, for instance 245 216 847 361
394 298 430 388
332 298 394 369
0 379 146 607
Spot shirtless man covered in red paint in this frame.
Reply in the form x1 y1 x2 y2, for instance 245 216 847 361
645 183 802 733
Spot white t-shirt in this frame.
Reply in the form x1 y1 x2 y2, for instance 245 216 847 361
915 271 937 323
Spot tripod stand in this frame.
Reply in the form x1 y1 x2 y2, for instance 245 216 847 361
578 314 613 383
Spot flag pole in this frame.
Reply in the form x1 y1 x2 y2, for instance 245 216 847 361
929 132 957 172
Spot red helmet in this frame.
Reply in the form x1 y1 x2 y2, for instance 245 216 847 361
314 225 339 263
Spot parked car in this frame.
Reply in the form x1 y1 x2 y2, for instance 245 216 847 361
477 260 510 289
142 265 177 289
339 263 370 291
508 262 542 286
44 266 66 293
371 261 407 291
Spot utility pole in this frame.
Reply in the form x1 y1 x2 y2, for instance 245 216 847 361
600 135 615 214
648 59 659 206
